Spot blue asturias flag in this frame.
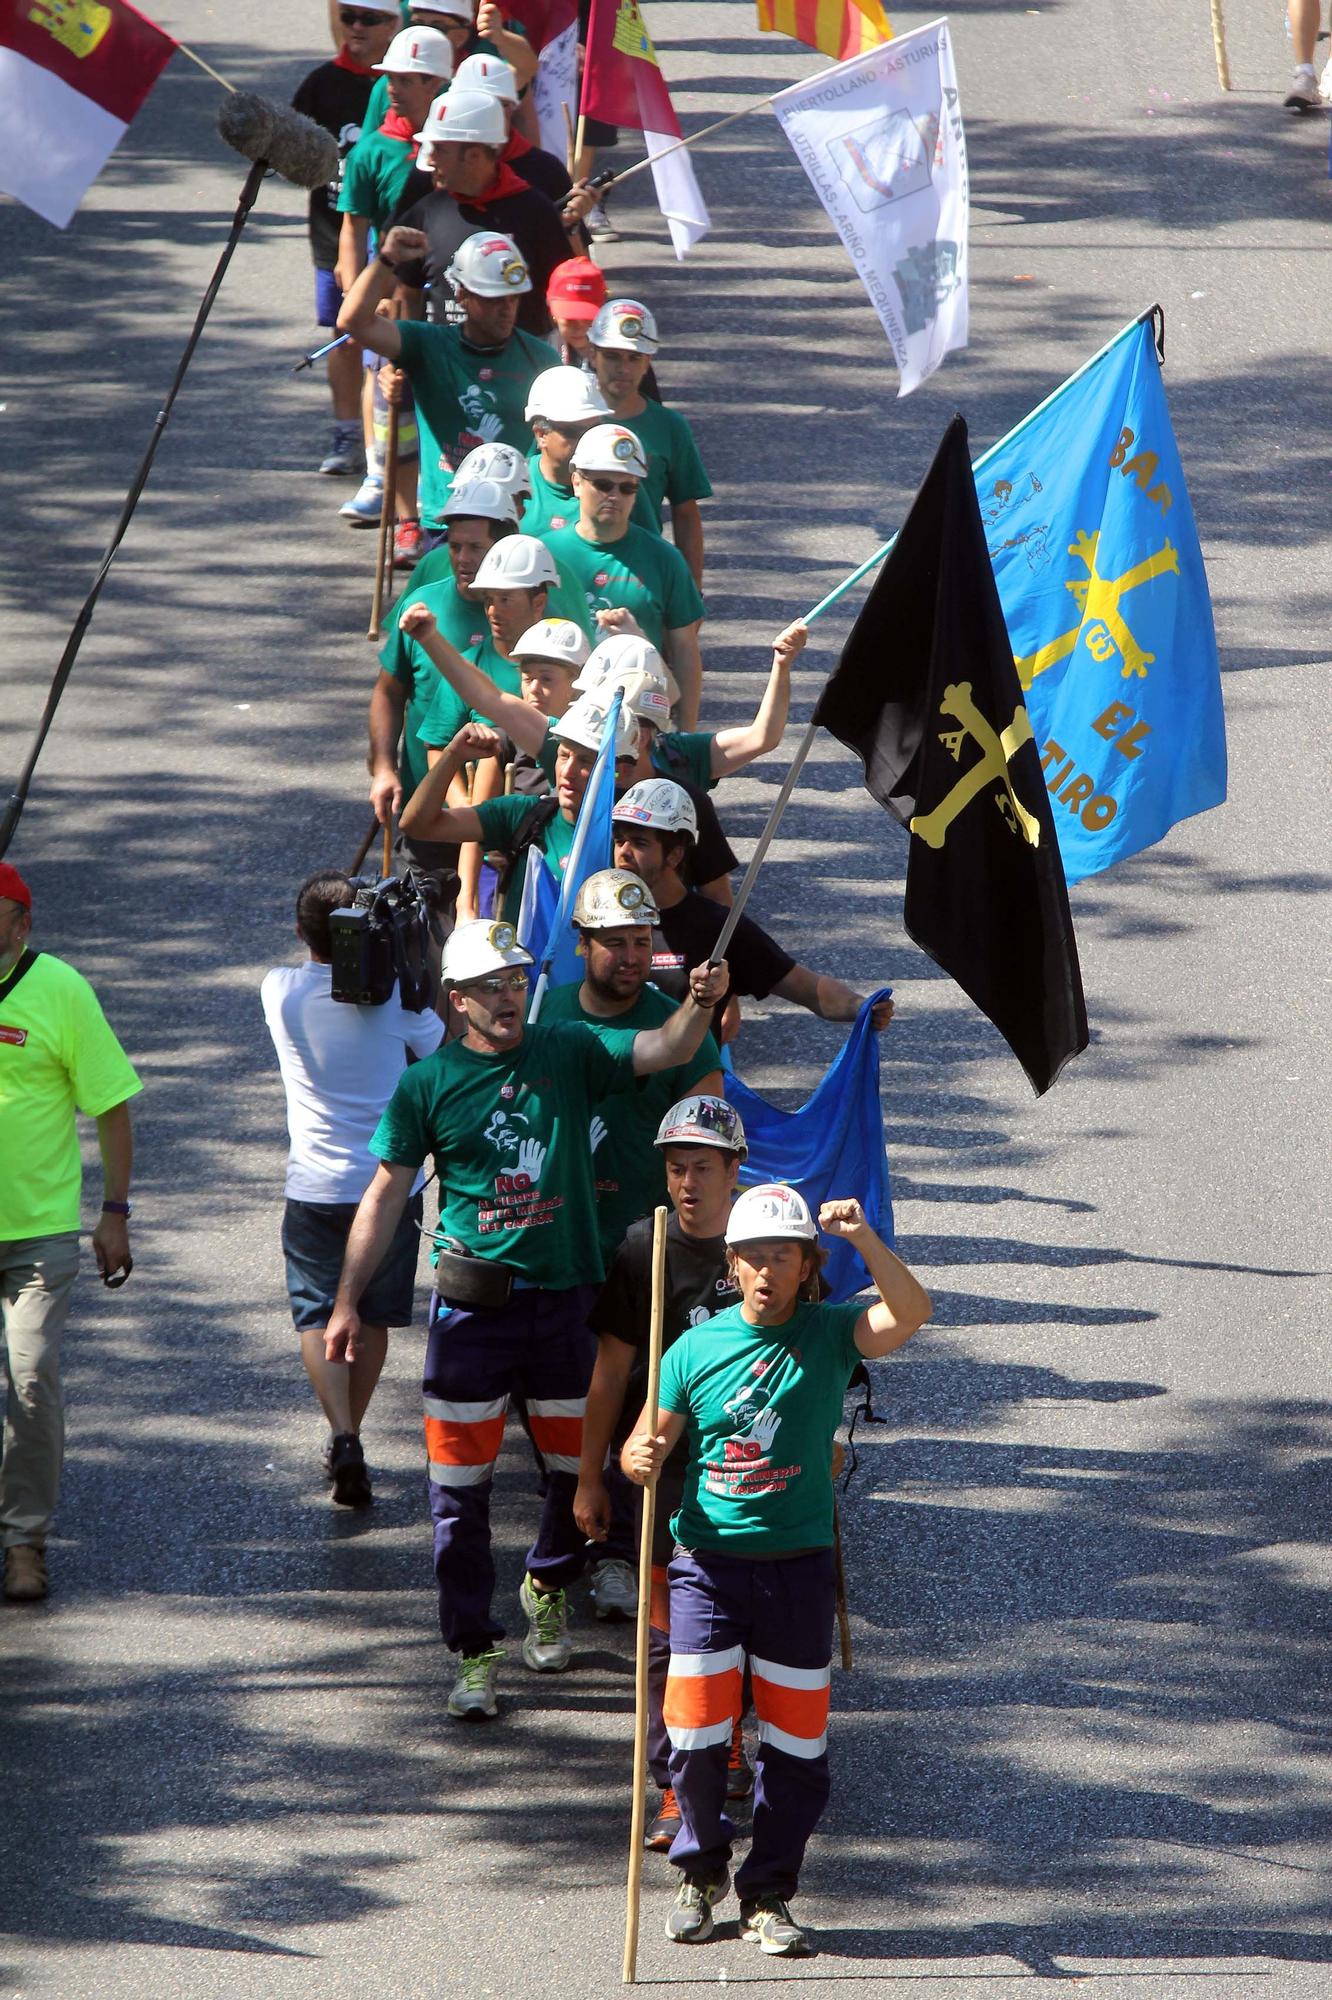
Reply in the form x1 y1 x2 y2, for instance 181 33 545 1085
515 844 560 964
723 989 893 1303
976 313 1226 884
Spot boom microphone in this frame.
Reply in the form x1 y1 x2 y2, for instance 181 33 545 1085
217 92 340 190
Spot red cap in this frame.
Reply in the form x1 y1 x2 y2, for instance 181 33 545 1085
546 256 607 322
0 863 31 909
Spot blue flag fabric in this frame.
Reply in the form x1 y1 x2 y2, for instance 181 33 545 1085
723 989 894 1303
977 315 1226 884
535 690 623 992
515 845 560 964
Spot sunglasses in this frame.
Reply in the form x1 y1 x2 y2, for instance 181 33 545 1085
542 420 596 439
587 477 639 496
340 8 388 24
467 971 530 995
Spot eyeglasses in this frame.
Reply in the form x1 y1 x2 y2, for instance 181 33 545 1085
340 9 388 24
466 971 530 995
588 477 639 496
541 420 596 439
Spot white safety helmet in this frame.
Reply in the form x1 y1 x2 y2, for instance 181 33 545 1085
470 534 559 593
439 476 520 525
611 777 697 839
452 441 531 501
574 632 667 692
510 619 592 670
571 867 659 931
374 25 453 74
411 0 473 16
344 0 399 12
609 667 672 731
445 228 530 297
655 1094 748 1159
571 424 648 480
588 298 661 354
551 696 640 759
725 1183 817 1245
452 51 519 101
442 917 534 985
524 366 611 426
418 89 509 158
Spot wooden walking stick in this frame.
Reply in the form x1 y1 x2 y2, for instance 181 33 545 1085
349 816 380 877
623 1204 669 1986
832 1499 853 1672
368 371 402 640
381 813 394 880
1209 0 1231 89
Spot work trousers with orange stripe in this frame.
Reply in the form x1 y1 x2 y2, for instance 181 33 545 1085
423 1285 596 1654
664 1546 835 1901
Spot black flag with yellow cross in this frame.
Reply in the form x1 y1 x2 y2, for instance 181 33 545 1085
813 414 1089 1095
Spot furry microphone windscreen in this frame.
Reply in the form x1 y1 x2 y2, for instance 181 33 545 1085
217 93 340 190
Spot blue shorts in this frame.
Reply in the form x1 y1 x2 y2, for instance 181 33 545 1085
314 266 343 330
282 1192 424 1331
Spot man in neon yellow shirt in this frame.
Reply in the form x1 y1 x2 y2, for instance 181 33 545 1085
0 865 141 1602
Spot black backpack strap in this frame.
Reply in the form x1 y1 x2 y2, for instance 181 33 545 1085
0 948 41 1001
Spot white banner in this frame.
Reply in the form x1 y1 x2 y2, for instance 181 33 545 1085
532 20 578 165
772 18 968 397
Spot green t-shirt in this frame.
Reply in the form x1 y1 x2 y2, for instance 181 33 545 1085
337 127 419 230
538 981 720 1259
0 951 142 1239
543 523 705 653
623 398 712 530
523 453 660 538
418 635 521 749
472 791 576 923
652 730 714 793
369 1019 638 1285
379 574 492 796
658 1300 865 1554
397 320 558 530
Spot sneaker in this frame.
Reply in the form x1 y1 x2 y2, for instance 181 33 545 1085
447 1646 504 1720
393 518 425 569
587 203 618 241
319 421 362 476
666 1870 730 1944
589 1556 637 1621
340 473 385 525
329 1431 372 1508
726 1717 754 1799
1283 65 1321 109
1320 56 1332 101
519 1572 572 1671
739 1896 812 1957
645 1788 681 1852
3 1546 47 1602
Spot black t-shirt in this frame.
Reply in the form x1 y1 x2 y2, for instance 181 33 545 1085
292 59 376 269
392 182 569 338
508 138 573 205
650 891 795 1025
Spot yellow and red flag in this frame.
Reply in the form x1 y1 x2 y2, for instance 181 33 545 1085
756 0 891 63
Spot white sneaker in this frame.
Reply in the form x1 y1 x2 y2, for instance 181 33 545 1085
1320 56 1332 101
340 473 385 525
1283 65 1321 110
447 1646 504 1720
587 204 617 241
589 1557 637 1621
519 1572 572 1671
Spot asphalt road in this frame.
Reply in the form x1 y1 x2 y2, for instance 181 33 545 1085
1 0 1330 1994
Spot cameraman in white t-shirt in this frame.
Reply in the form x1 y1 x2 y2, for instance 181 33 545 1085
261 870 444 1507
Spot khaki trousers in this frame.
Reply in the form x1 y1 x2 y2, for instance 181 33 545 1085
1 1232 81 1549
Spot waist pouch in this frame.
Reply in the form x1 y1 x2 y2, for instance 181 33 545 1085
435 1247 514 1311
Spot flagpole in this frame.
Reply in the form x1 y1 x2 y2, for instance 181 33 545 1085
527 690 623 1023
596 95 774 192
788 307 1160 633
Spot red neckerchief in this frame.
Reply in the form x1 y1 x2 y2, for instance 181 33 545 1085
502 130 532 162
379 108 418 144
333 45 372 74
465 161 529 205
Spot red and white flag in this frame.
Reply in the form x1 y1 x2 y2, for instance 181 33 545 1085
0 0 177 228
579 0 708 258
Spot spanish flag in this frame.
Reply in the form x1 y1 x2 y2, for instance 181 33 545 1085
756 0 891 62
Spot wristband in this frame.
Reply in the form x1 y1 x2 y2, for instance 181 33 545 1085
102 1200 132 1217
378 251 398 272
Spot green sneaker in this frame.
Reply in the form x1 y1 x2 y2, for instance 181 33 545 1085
447 1647 504 1720
519 1572 572 1672
666 1870 730 1943
739 1896 812 1957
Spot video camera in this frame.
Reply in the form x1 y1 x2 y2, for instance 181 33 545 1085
329 870 440 1011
